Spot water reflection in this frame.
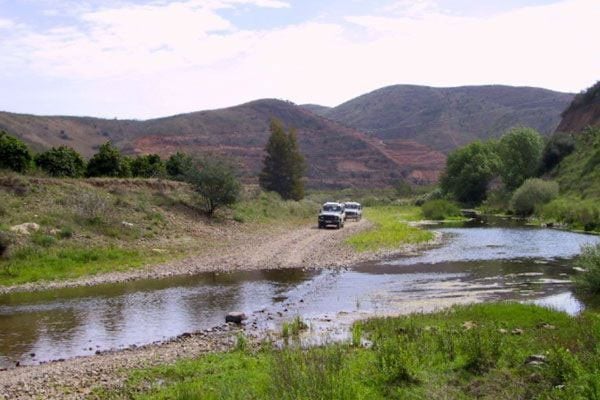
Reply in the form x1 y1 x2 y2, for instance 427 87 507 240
0 226 598 368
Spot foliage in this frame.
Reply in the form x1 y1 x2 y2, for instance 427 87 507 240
130 154 166 178
105 303 600 400
259 118 306 201
421 199 461 220
497 127 544 190
555 127 600 199
539 133 575 174
573 243 600 294
0 131 32 173
440 141 500 205
394 179 414 197
166 152 193 180
184 157 241 216
34 146 86 177
510 178 558 217
86 142 131 177
347 206 432 252
540 197 600 232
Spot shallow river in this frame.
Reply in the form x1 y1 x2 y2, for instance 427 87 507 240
0 224 598 368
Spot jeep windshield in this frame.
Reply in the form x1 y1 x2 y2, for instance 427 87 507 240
322 205 342 212
345 204 359 209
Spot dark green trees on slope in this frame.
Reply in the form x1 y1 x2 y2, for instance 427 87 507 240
259 119 306 201
497 127 544 190
35 146 86 177
0 131 32 173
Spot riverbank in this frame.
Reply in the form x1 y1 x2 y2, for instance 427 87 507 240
3 302 598 399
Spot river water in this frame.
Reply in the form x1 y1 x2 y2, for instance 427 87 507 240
0 224 598 368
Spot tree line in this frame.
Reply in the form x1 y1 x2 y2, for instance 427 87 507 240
440 126 575 215
0 118 306 214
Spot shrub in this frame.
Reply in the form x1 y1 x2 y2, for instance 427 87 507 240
130 154 166 178
510 178 559 217
184 157 241 216
86 142 130 177
34 146 85 177
166 152 193 180
0 131 32 173
573 243 600 295
421 199 460 220
540 197 600 231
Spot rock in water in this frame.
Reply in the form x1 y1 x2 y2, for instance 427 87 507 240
225 312 246 324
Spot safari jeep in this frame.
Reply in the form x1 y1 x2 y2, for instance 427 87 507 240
318 202 346 229
343 202 362 221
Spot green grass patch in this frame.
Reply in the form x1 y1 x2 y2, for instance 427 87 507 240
347 206 433 252
232 191 318 224
0 246 165 286
101 303 600 399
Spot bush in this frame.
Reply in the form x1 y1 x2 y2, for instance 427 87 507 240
130 154 166 178
86 142 130 177
510 178 559 217
573 243 600 295
34 146 86 177
0 131 32 173
541 197 600 231
421 199 460 220
184 157 241 216
166 152 193 180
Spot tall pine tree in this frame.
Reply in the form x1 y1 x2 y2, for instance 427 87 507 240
259 119 305 200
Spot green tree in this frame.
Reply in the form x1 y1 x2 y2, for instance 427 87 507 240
130 154 166 178
259 119 306 200
166 152 193 180
185 157 241 216
440 141 500 205
86 142 130 177
0 131 32 173
498 127 544 190
35 146 85 177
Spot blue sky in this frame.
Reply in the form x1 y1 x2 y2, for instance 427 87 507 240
0 0 598 118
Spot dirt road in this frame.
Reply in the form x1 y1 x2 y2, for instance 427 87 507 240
0 219 374 295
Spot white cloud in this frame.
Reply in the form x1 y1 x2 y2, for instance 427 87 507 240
0 0 598 118
0 18 14 29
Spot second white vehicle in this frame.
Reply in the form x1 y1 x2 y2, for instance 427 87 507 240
343 202 362 221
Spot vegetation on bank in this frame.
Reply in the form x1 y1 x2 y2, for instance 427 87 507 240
346 206 432 252
0 176 319 287
100 303 600 399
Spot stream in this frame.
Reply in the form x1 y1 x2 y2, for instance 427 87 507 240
1 223 599 368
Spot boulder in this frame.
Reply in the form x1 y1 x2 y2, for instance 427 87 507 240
10 223 40 235
225 312 247 324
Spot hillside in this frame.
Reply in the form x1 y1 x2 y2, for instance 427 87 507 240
0 100 445 187
323 85 573 153
556 81 600 133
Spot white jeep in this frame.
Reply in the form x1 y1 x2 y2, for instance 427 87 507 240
343 202 362 221
318 202 346 229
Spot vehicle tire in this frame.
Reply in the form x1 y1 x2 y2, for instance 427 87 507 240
337 222 341 229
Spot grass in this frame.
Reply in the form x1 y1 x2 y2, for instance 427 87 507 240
347 205 433 252
232 190 318 224
0 246 169 286
100 303 600 399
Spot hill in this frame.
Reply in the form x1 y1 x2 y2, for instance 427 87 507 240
556 81 600 133
0 100 445 187
300 104 331 117
323 85 573 153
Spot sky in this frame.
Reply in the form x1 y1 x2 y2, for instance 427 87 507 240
0 0 598 119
